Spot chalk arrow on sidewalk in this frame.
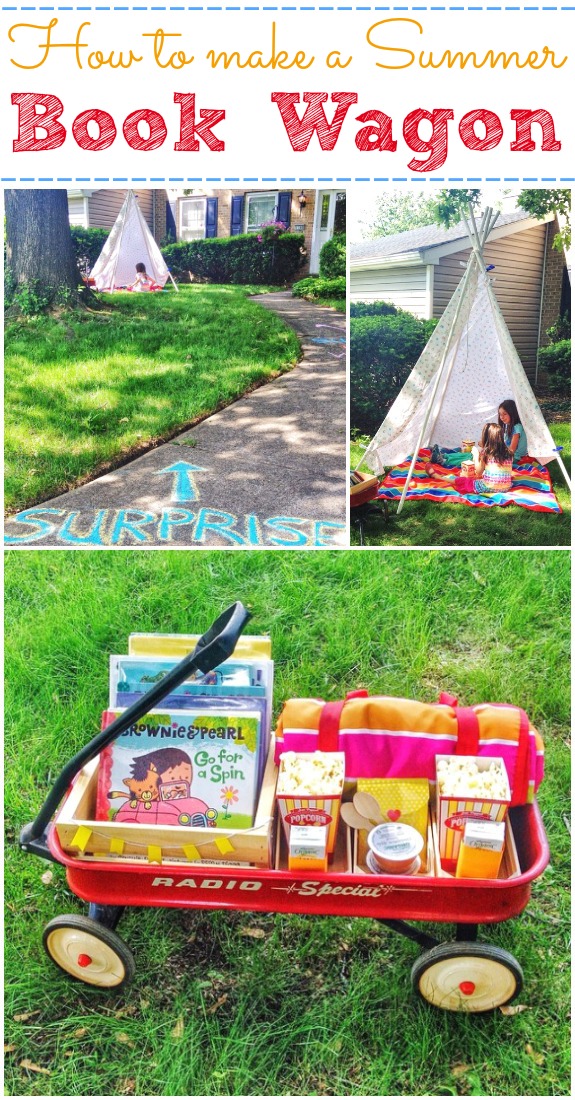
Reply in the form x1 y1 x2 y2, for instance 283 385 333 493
157 462 208 503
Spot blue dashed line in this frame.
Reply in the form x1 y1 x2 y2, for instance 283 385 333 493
1 176 571 183
2 3 575 6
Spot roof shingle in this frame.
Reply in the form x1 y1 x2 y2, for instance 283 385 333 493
351 208 533 264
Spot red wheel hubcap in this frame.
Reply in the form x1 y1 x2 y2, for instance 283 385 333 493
77 953 92 968
459 981 476 996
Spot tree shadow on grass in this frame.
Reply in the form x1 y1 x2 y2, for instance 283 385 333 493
5 289 306 510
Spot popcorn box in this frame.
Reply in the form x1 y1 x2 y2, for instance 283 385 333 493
435 755 511 872
276 751 345 854
461 461 476 478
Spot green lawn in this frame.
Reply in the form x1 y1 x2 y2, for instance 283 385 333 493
351 419 571 546
5 549 570 1097
4 286 300 514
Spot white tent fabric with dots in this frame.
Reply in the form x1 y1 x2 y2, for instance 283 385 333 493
90 189 171 291
361 207 570 511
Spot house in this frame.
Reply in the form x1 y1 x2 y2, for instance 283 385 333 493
350 209 569 384
67 187 346 276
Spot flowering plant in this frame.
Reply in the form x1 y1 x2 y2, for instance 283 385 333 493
257 220 288 243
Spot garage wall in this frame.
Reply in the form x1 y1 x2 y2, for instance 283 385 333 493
350 264 429 317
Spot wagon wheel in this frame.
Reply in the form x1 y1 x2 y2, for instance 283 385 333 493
411 942 523 1012
43 914 135 989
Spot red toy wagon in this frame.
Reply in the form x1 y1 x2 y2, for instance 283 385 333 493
20 604 550 1013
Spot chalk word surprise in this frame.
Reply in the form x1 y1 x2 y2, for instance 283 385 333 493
4 507 346 547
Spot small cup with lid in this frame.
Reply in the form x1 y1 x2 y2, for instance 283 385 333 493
366 822 424 875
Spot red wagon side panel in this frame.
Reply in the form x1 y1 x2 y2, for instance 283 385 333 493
64 862 535 923
52 803 549 926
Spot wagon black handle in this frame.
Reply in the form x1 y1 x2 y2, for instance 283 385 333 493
20 601 251 854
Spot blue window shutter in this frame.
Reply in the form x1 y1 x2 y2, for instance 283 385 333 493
166 201 177 240
277 191 292 228
205 197 218 238
230 195 244 235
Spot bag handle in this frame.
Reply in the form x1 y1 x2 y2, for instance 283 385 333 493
318 690 368 751
318 701 346 751
443 693 531 806
510 709 531 806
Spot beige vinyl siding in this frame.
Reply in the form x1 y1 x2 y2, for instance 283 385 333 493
350 264 429 317
68 196 87 226
87 189 155 232
433 225 547 381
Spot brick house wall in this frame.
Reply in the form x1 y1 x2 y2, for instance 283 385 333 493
152 190 167 244
175 189 316 274
70 187 345 277
539 218 567 345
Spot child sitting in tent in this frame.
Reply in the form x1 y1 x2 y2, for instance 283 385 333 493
128 263 155 292
423 423 513 495
498 400 528 463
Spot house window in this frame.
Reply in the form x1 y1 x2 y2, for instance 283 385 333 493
320 194 331 230
334 192 346 235
179 198 207 241
245 192 278 233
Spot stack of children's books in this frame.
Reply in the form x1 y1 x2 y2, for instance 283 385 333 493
95 632 273 833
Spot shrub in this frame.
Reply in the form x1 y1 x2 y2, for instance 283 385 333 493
350 300 399 319
538 339 571 396
546 313 571 343
161 232 306 285
292 275 346 301
70 226 109 278
351 310 437 436
319 233 346 278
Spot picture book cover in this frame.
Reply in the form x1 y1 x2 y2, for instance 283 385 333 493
109 656 266 706
96 708 263 830
109 652 273 781
128 633 272 659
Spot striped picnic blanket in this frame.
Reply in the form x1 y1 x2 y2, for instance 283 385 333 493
378 449 562 513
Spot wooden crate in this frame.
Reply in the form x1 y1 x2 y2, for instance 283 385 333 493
55 740 278 868
350 472 379 509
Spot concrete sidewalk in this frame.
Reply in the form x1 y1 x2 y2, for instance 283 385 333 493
5 293 347 548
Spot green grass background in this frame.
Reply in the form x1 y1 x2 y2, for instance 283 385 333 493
350 421 571 547
5 549 570 1096
4 286 300 514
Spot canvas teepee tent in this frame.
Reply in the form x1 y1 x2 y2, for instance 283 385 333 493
90 190 173 291
361 206 571 512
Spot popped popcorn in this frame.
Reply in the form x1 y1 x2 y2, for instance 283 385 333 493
277 751 345 795
436 756 510 801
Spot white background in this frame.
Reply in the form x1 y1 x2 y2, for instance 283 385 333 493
0 7 573 182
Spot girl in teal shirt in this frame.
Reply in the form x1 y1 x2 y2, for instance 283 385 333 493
498 400 528 462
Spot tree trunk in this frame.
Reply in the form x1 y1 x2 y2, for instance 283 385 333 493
5 189 84 306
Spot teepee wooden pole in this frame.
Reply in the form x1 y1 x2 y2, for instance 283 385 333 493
168 271 179 292
396 238 480 515
423 206 500 458
555 452 572 490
